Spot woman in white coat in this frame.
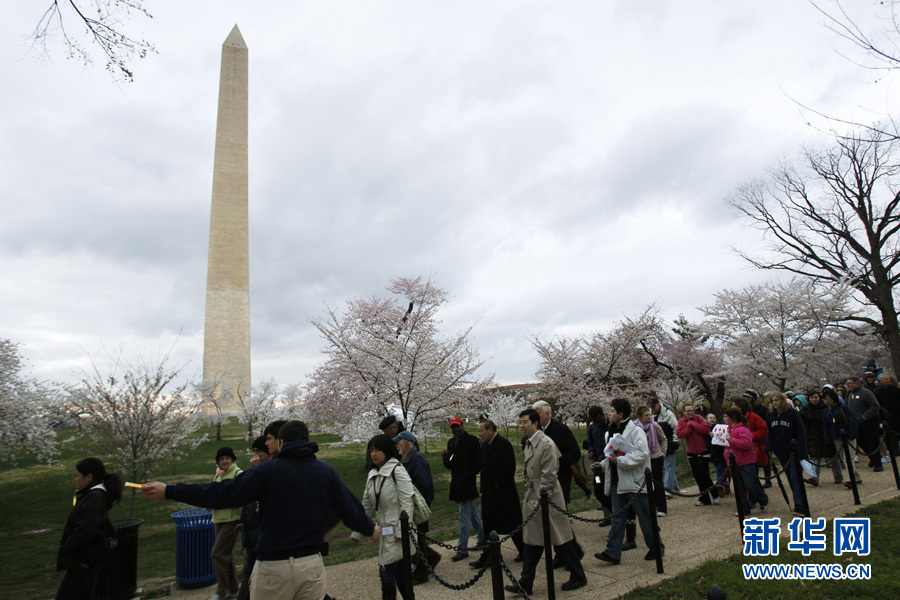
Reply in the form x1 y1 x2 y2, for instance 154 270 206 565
355 434 416 600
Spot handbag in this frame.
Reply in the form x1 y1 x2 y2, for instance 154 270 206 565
392 469 433 525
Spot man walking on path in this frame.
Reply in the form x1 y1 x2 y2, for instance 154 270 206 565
506 409 587 596
141 421 379 600
595 399 665 566
470 418 524 568
847 376 884 472
393 430 442 584
442 417 485 561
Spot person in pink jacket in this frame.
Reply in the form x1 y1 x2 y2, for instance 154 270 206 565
724 408 769 515
676 404 721 506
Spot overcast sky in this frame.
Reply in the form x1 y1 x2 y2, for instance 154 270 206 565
2 1 896 389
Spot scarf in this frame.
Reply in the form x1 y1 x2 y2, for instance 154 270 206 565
638 419 659 454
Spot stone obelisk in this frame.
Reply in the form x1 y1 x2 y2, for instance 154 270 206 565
202 25 250 413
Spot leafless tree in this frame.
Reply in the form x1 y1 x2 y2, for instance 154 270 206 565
730 130 900 375
30 1 156 81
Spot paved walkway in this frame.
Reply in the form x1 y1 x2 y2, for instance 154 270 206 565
166 467 900 600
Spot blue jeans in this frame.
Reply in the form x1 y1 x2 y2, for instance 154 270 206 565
663 453 680 492
457 499 484 553
714 461 726 485
736 463 768 512
776 453 804 512
604 482 664 560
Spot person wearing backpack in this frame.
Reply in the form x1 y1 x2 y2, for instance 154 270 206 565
56 457 123 600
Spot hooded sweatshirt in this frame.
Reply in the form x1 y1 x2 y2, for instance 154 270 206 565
166 439 374 561
765 408 808 459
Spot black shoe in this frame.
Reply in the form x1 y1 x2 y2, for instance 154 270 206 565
561 578 587 591
468 556 487 569
594 550 620 564
412 576 429 586
513 553 523 562
874 464 884 472
644 549 664 560
762 482 772 488
598 517 611 527
622 540 637 551
551 555 565 569
429 553 442 569
504 583 532 597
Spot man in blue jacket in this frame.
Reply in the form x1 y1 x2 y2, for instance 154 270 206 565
394 430 441 585
142 421 379 600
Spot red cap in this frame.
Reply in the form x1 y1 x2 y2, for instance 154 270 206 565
449 417 463 427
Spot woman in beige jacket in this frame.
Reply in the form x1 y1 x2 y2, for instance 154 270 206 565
355 434 416 600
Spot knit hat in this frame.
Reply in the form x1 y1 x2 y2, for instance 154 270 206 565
216 446 237 461
393 431 417 445
378 415 398 431
251 436 268 452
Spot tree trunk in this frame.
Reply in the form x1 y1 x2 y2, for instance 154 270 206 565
873 285 900 378
216 422 222 441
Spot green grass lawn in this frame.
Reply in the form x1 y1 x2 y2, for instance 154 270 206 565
0 419 623 598
622 499 900 599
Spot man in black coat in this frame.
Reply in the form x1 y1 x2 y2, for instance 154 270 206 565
442 417 485 561
532 401 587 504
468 418 524 568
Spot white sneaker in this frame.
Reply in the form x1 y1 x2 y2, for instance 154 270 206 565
211 595 222 600
883 456 891 463
657 511 666 517
713 497 721 505
664 492 673 498
854 455 859 463
695 500 708 506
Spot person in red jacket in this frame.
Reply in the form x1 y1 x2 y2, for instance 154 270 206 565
676 404 721 506
723 408 769 515
734 397 770 488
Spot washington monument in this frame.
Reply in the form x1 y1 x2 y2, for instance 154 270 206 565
202 25 250 413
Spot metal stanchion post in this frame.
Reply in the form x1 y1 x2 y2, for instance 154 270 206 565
729 452 745 536
842 434 861 505
399 510 416 600
644 468 664 574
791 439 810 517
885 423 900 490
488 530 503 600
539 487 556 600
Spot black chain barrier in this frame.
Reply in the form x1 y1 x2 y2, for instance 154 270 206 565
498 554 530 599
408 526 491 591
410 501 541 552
546 481 646 522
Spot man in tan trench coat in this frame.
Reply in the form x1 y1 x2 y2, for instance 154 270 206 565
505 409 587 597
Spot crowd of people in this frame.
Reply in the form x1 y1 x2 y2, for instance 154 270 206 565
54 361 900 600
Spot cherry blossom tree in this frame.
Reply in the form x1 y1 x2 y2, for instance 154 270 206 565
481 390 527 440
0 339 57 464
699 279 876 392
532 308 664 417
305 276 492 442
67 349 206 516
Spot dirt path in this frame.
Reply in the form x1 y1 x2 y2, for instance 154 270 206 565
162 468 900 599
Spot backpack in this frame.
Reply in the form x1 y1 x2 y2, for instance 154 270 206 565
391 468 432 525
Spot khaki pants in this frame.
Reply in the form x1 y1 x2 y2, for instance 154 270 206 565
212 522 240 597
250 554 325 600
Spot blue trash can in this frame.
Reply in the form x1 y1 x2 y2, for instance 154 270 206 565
172 508 216 588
